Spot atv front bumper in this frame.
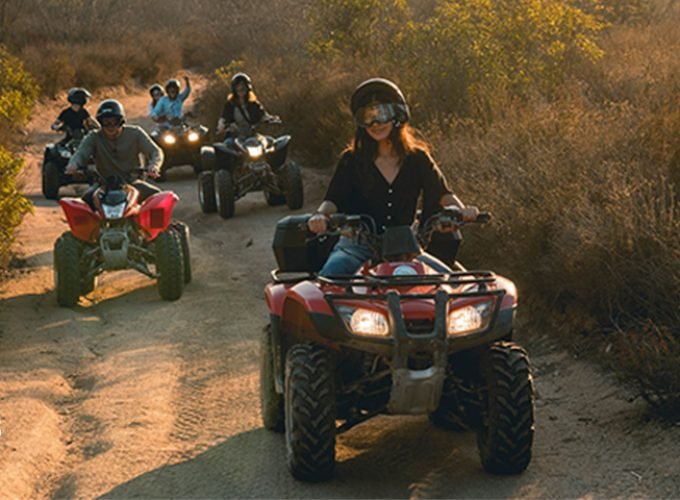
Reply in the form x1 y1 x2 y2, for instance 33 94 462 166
314 287 512 414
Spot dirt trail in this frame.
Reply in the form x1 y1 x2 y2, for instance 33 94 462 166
1 78 679 499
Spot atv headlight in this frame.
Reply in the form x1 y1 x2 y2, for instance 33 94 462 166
101 202 126 220
187 131 200 142
60 149 72 159
337 305 389 337
246 144 264 159
163 134 177 145
447 300 493 336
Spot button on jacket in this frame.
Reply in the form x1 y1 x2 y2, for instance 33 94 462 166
324 149 452 232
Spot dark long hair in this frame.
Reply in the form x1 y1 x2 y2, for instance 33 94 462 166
349 123 431 165
226 90 258 104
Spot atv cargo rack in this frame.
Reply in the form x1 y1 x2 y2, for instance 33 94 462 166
270 269 499 290
318 270 497 292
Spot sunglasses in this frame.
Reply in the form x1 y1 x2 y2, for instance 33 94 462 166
100 119 122 129
355 103 398 128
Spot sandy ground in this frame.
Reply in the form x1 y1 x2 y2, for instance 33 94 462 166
0 78 679 499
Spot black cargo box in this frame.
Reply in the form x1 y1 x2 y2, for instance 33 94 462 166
272 215 338 273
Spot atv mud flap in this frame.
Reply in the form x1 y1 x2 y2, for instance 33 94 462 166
386 290 448 414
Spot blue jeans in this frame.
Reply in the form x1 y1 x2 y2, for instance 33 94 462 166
319 237 453 276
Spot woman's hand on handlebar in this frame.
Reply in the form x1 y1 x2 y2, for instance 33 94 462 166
461 206 479 222
308 213 329 234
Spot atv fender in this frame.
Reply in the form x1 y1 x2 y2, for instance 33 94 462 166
286 281 334 317
200 146 216 171
273 135 291 151
59 198 101 243
495 274 518 309
213 143 240 171
136 191 179 241
43 145 56 164
265 283 288 317
213 142 240 157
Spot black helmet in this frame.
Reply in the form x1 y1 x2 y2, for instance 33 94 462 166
350 78 410 126
230 72 252 93
67 87 92 106
165 79 180 92
95 99 126 125
149 83 164 97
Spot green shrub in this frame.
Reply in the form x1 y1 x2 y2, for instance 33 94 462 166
0 45 39 139
0 45 36 266
0 146 32 265
394 0 604 118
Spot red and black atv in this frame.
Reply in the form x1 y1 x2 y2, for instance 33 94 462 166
261 210 534 481
53 170 191 306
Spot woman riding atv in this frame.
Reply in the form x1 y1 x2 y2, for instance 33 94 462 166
51 87 98 144
216 72 279 140
148 83 164 117
308 77 479 275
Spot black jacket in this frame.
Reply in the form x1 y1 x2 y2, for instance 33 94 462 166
221 99 265 125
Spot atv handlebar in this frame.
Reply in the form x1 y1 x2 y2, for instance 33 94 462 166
308 210 490 247
423 208 491 234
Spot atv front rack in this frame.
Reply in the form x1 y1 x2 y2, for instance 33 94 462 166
270 269 499 290
319 270 497 292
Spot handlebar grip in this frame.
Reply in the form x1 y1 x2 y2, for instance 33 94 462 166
328 213 347 228
476 212 492 223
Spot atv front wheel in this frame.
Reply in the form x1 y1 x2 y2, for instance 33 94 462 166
43 161 60 200
170 221 192 284
154 230 184 301
214 169 236 219
285 343 336 481
260 324 284 432
285 161 304 210
477 342 534 474
54 232 82 306
198 171 216 213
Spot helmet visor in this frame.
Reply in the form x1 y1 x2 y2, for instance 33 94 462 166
355 103 398 128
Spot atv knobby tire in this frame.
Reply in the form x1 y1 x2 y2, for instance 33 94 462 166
198 171 216 214
170 221 192 284
43 161 60 200
285 160 304 210
260 324 284 432
54 232 82 306
477 341 534 474
285 343 336 481
154 230 184 301
214 169 236 219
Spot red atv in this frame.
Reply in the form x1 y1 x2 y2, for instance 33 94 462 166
262 210 534 481
53 171 191 306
